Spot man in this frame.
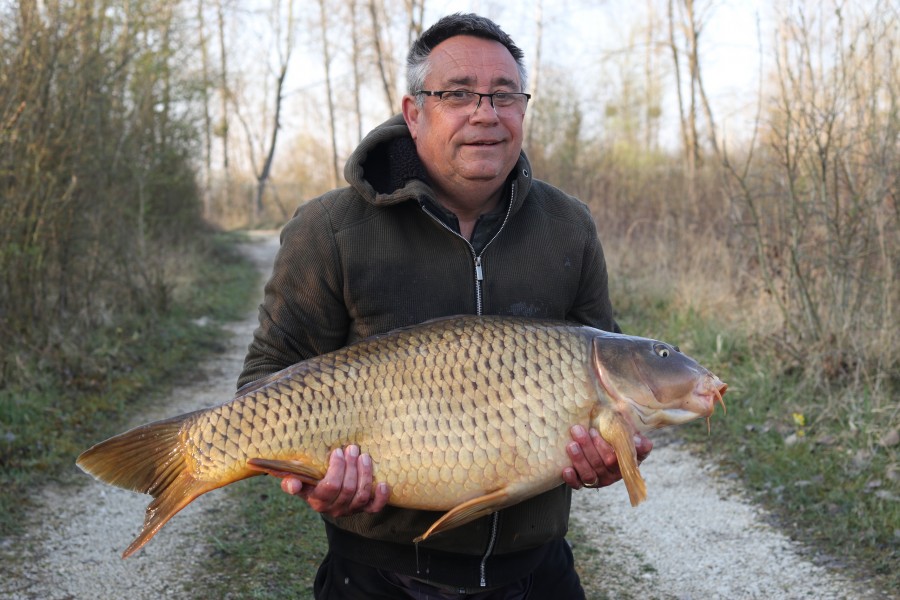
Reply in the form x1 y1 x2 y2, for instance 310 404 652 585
238 13 652 599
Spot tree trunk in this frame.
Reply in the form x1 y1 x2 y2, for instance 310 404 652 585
350 0 364 143
215 0 232 211
197 0 213 218
319 0 341 187
526 0 543 146
668 0 694 175
369 0 397 112
253 0 296 221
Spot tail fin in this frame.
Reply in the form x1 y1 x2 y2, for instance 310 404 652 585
76 411 218 558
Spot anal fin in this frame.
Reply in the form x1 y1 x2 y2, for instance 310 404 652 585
246 457 325 486
414 488 510 543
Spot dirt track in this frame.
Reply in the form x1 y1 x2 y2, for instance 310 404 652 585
0 231 890 599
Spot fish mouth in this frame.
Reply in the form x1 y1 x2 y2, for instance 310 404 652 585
697 377 728 432
678 375 727 416
702 377 728 414
624 375 727 432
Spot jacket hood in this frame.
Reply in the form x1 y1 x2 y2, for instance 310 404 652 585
343 114 534 211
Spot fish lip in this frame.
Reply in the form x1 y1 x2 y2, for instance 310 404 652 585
695 376 727 416
660 408 707 424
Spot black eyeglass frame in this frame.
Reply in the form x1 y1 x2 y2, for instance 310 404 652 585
415 90 532 112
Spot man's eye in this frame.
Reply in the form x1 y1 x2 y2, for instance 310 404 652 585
444 91 471 101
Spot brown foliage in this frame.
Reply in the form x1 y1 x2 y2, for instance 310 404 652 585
527 1 897 397
0 0 205 386
723 1 899 390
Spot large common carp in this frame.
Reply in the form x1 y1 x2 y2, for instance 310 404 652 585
77 315 726 558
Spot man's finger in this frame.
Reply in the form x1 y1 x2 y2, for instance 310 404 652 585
589 429 619 470
635 434 653 463
313 447 347 505
281 476 304 496
351 453 374 509
561 466 583 490
364 481 391 514
570 425 603 466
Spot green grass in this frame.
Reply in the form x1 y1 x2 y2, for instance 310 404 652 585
0 231 260 539
193 476 327 599
614 293 900 593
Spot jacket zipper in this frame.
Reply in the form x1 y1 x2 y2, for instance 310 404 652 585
419 182 516 318
419 182 517 588
479 512 500 587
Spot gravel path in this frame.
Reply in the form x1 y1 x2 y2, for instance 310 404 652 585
570 435 891 600
0 231 890 599
0 231 280 600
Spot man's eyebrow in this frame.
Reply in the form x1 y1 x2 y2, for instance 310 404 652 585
444 76 476 87
442 75 519 89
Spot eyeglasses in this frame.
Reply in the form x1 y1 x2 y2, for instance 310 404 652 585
416 90 531 116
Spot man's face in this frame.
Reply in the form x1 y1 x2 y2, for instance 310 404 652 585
402 36 525 199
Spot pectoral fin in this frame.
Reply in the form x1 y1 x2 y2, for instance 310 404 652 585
599 417 647 506
414 488 511 543
246 457 325 486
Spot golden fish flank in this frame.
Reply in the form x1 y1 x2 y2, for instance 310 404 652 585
76 315 726 558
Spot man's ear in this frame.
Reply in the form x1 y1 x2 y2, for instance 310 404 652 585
401 95 421 141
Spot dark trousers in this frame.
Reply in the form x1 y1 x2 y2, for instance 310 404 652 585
313 538 586 600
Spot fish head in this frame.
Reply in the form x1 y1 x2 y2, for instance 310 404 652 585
590 332 727 434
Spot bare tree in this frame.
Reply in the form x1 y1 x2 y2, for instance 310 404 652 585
254 0 296 220
1 0 206 383
350 0 364 143
644 0 662 150
405 0 425 47
526 0 543 146
667 0 720 204
724 0 899 385
369 0 398 112
215 0 232 208
682 0 719 159
319 0 341 188
197 0 214 217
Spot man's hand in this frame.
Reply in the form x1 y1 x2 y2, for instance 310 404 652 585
280 444 391 517
562 425 653 490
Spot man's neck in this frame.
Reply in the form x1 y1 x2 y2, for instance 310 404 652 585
434 186 504 241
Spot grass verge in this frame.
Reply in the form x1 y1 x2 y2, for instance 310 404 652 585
614 293 899 594
194 476 327 599
0 231 260 539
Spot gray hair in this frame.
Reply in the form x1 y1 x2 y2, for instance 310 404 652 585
406 13 528 106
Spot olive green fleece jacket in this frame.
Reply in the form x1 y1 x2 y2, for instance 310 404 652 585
237 114 619 587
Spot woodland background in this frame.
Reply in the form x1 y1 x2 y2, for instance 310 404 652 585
1 0 897 587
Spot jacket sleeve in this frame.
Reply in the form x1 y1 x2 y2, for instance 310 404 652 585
566 204 622 334
236 197 350 391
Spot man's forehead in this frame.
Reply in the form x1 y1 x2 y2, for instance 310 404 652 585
427 35 520 87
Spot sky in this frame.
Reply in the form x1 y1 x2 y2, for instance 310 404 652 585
418 0 771 146
230 0 777 168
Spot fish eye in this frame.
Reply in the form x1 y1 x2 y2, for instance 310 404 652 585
653 344 671 358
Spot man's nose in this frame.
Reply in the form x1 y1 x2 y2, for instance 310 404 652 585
471 94 499 120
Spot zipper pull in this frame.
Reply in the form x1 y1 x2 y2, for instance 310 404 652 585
474 256 484 281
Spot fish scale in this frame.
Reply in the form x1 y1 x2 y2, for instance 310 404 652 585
76 315 726 558
191 319 554 492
